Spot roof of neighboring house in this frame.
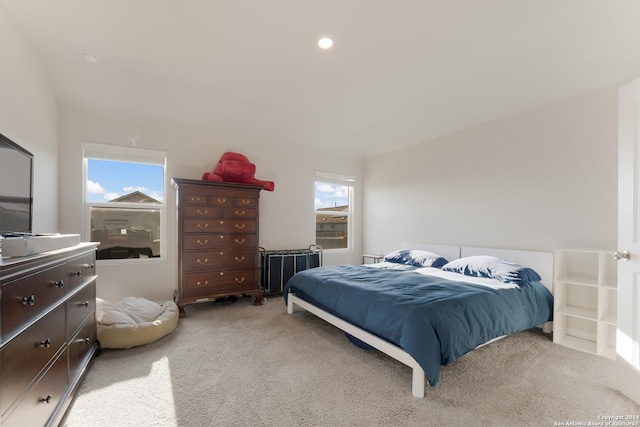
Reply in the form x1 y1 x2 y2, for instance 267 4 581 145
110 191 160 204
317 205 348 212
316 205 348 224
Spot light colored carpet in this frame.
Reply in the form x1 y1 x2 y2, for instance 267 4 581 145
61 296 640 427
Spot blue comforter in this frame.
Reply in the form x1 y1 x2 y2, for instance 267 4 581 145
283 265 553 386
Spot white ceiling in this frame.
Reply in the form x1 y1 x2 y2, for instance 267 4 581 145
3 0 640 158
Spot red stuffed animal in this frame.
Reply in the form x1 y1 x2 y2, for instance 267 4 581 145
202 152 275 191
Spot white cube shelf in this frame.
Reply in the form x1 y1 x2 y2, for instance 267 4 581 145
554 249 617 360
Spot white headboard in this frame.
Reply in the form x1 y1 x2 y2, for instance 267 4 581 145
401 243 461 263
460 246 554 292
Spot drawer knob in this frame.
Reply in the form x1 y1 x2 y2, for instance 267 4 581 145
217 197 226 203
40 395 53 404
197 209 208 215
71 270 82 278
235 238 245 244
83 337 91 345
197 258 209 264
235 224 245 230
241 199 250 205
196 280 209 287
235 256 245 262
40 338 51 348
190 196 201 202
197 239 209 245
22 295 36 306
235 277 245 283
80 301 90 308
235 210 246 216
197 223 209 229
54 280 65 288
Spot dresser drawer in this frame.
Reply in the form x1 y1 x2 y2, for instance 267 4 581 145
2 264 67 339
182 234 256 250
182 270 258 298
66 252 96 294
225 234 256 248
183 219 256 234
181 192 210 205
1 303 66 415
67 282 96 338
183 205 222 219
1 348 68 427
182 249 256 272
68 316 97 383
234 196 257 207
182 191 235 206
223 207 256 219
203 188 251 206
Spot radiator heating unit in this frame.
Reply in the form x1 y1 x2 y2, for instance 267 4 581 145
259 245 322 294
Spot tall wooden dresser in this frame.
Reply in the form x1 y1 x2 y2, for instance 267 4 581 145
0 242 99 427
172 178 263 315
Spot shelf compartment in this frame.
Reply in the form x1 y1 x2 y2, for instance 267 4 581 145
597 323 617 360
564 315 597 343
556 305 597 321
555 276 598 287
555 334 597 355
598 287 617 324
555 250 599 285
556 282 598 314
599 252 618 289
553 249 617 360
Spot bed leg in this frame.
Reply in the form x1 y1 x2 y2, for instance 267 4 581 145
287 294 294 314
542 321 552 334
412 367 425 398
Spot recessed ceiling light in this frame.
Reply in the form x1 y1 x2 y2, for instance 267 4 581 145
82 51 100 64
318 37 333 49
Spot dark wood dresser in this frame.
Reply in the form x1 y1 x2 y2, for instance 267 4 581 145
0 242 99 427
172 178 263 315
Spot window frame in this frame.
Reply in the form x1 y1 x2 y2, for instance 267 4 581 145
314 171 355 253
82 142 167 264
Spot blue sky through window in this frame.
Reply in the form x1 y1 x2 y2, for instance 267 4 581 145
86 159 164 203
315 181 349 210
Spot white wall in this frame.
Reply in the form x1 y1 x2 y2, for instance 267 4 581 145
58 108 363 302
363 85 618 257
4 0 617 301
0 4 58 234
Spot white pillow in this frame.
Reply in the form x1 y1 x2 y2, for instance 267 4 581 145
99 306 139 326
116 296 163 323
96 298 119 325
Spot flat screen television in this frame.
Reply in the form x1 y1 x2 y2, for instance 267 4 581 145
0 132 33 236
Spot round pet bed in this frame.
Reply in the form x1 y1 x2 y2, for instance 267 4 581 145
96 297 179 349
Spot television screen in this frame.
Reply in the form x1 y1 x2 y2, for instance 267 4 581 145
0 133 33 235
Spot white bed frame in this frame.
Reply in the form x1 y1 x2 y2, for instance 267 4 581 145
286 244 554 398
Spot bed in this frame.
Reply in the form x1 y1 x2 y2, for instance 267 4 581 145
283 244 554 398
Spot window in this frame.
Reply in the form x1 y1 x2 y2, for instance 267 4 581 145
83 143 166 261
314 172 354 250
